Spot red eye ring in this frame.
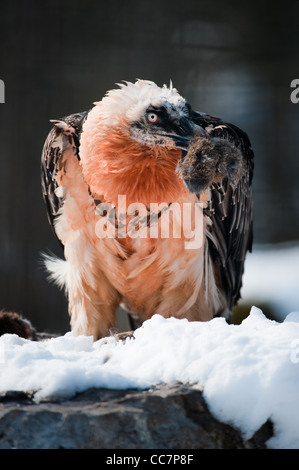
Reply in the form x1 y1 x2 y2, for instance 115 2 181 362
147 112 159 123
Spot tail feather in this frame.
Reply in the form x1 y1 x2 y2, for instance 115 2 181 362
42 252 69 293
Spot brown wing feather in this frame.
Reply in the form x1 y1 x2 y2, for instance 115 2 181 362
191 111 254 310
41 111 89 244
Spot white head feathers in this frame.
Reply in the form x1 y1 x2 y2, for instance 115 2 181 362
93 79 187 127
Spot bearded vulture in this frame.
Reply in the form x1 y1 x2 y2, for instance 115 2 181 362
41 80 254 340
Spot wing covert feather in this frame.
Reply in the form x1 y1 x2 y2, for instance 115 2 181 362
191 111 254 309
41 111 89 243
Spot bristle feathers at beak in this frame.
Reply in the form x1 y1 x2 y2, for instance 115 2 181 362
155 123 207 151
155 133 191 151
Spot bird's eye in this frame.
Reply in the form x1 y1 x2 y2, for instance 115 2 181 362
147 113 159 124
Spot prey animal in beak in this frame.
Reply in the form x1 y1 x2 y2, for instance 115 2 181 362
177 130 245 195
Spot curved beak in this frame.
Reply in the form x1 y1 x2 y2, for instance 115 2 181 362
156 122 207 151
162 134 191 151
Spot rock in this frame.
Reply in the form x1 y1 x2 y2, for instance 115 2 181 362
0 384 273 449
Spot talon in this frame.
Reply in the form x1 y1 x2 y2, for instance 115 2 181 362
113 330 135 343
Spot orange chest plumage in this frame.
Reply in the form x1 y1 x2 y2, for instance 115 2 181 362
80 128 190 206
68 125 209 320
81 130 202 250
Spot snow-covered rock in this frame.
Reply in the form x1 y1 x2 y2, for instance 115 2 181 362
1 307 299 448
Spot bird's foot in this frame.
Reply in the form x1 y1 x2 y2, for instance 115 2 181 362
110 329 135 343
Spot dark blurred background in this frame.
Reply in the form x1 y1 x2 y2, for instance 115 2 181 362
0 0 299 333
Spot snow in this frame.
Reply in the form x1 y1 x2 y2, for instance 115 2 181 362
240 243 299 320
0 243 299 448
1 307 299 448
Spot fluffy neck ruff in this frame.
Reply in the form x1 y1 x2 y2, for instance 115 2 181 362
80 121 187 208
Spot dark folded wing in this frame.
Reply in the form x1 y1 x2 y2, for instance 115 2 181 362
41 111 89 244
191 111 254 309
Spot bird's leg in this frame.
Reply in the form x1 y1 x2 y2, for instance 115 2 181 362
68 275 122 341
177 136 245 195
